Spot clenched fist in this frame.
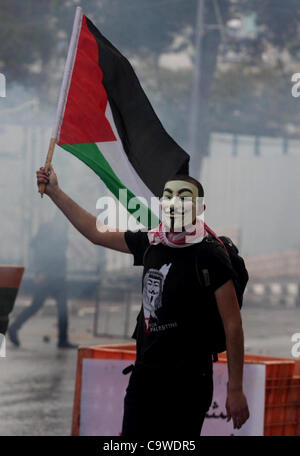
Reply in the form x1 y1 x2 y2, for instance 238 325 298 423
36 164 59 196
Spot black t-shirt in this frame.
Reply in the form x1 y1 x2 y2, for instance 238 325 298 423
124 230 234 372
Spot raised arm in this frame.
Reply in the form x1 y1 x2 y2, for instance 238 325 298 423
36 165 130 253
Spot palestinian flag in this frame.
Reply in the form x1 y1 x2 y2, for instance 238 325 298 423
0 266 24 335
55 9 189 229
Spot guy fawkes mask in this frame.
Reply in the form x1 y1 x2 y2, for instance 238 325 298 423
161 179 200 232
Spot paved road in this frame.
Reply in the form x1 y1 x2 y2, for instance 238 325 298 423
0 314 127 436
242 306 300 358
0 305 299 435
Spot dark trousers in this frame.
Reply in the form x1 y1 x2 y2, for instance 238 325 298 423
121 364 213 438
11 277 68 344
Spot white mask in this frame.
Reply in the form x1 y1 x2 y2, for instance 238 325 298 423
160 179 204 232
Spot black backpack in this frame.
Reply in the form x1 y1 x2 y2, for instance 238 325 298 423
195 229 249 361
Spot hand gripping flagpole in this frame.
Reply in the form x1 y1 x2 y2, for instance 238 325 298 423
39 6 83 197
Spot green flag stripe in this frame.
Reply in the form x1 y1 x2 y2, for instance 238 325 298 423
61 142 160 228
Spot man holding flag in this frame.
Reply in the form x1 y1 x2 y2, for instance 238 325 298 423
36 7 249 436
38 7 189 221
36 166 249 436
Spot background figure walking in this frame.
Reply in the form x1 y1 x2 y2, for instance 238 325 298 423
8 213 76 349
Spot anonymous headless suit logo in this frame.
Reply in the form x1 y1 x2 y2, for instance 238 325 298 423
142 263 172 332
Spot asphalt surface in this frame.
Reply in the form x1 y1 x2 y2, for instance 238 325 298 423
0 312 127 436
0 304 299 436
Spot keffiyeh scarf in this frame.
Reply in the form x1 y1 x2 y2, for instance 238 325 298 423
147 216 208 248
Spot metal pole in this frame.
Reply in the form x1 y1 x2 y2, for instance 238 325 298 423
189 0 205 177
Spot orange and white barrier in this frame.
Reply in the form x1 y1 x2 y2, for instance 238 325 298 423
71 344 300 436
0 265 24 336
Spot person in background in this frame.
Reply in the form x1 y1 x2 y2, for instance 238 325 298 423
8 213 76 349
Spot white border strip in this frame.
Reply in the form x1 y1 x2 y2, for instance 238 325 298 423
52 6 83 139
99 103 156 205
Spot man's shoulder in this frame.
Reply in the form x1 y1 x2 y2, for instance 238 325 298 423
124 230 150 266
124 229 149 247
194 235 224 256
194 235 231 269
195 236 235 292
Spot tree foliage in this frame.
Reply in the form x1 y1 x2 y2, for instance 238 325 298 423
1 0 300 144
0 0 75 86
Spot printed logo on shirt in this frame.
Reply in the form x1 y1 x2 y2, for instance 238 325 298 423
142 263 177 333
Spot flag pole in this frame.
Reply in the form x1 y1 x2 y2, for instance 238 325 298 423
39 6 83 197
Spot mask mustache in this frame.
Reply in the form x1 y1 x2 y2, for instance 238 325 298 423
161 202 193 215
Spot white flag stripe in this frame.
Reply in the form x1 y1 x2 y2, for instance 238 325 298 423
97 103 160 218
53 7 83 140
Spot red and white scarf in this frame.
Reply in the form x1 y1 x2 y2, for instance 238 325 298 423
147 216 208 248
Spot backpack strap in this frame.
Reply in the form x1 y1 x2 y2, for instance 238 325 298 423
212 353 219 362
194 236 217 289
204 223 229 257
122 364 135 375
194 238 223 364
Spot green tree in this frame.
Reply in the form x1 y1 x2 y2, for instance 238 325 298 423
2 0 300 172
